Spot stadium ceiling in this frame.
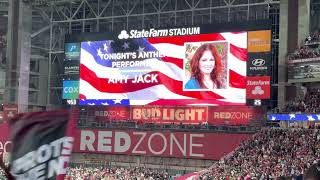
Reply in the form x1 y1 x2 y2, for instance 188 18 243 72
0 0 280 107
0 0 281 28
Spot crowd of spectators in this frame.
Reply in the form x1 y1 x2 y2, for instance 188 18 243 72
288 46 320 60
0 31 6 49
288 32 320 60
305 32 320 45
284 89 320 113
65 166 170 180
199 128 320 179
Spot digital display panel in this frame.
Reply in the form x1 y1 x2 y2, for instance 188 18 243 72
79 30 247 105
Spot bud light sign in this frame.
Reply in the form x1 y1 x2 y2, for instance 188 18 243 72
62 80 79 99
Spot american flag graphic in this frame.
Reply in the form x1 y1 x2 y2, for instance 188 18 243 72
79 32 247 105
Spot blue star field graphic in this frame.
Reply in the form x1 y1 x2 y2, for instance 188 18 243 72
79 99 130 106
268 114 320 121
79 37 165 106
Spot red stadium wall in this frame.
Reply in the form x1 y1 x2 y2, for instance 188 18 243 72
73 129 252 160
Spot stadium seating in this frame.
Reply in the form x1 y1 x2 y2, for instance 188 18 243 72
65 127 320 179
288 32 320 60
198 128 320 179
284 88 320 113
65 166 170 180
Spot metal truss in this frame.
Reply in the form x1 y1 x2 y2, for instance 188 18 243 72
38 0 279 107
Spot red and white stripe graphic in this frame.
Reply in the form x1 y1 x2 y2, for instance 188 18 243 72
79 32 247 105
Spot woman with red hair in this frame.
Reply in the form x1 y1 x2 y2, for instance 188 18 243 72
185 43 223 89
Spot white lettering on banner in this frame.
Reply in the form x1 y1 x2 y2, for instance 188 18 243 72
132 74 159 83
80 130 95 151
48 156 69 178
33 163 45 180
168 27 201 36
185 109 195 121
250 66 267 70
101 52 136 60
97 131 112 152
148 133 167 155
175 109 184 121
137 51 164 59
119 27 200 39
190 134 204 157
63 87 78 93
132 132 147 154
95 110 127 118
132 108 206 121
107 75 129 84
247 80 270 86
99 51 165 62
65 66 79 70
170 134 186 156
77 130 205 158
107 74 159 84
0 141 11 157
111 59 156 68
114 132 131 153
213 112 253 120
130 29 169 38
11 136 74 180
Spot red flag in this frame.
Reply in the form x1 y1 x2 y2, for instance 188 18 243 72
9 109 77 180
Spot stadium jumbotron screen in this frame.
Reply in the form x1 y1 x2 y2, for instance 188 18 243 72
78 27 248 106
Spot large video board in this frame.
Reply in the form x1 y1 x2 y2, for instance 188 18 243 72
78 28 247 105
64 21 272 106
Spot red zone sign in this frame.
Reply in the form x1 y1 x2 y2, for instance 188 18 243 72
89 106 130 121
208 106 265 126
73 129 252 160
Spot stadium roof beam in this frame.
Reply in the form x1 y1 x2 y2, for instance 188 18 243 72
31 25 51 38
48 0 280 24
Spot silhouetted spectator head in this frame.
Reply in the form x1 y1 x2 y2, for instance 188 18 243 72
304 163 320 180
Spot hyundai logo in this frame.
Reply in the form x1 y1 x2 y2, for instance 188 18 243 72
252 59 265 67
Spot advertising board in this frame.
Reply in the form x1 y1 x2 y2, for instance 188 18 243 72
78 27 247 105
73 129 252 160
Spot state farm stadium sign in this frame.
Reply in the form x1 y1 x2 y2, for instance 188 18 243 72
118 27 200 39
73 129 252 160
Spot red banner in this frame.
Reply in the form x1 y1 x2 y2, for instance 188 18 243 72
88 106 130 121
246 76 270 99
131 106 207 124
0 123 11 158
208 106 265 126
73 129 252 160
